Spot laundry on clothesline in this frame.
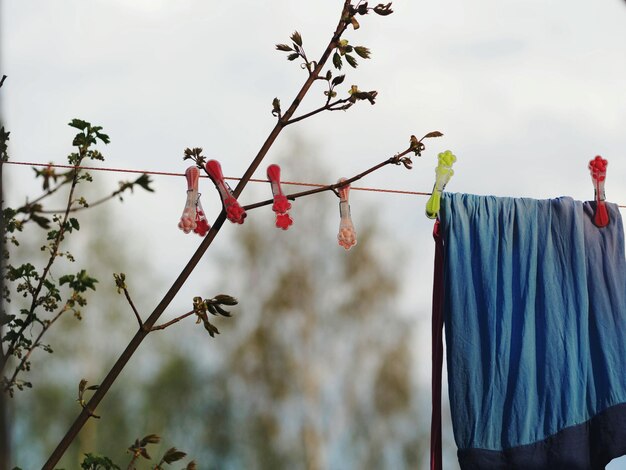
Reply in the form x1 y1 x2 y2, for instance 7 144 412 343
432 193 626 470
3 159 625 209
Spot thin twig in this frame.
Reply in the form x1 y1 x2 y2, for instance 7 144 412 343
285 97 351 126
122 287 144 330
40 192 120 214
150 310 195 332
243 148 412 211
5 306 67 392
0 75 6 88
2 164 83 373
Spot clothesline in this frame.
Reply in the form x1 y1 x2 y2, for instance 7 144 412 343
3 160 625 209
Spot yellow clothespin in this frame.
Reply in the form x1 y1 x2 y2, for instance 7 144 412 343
426 150 457 219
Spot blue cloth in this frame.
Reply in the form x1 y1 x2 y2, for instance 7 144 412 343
439 194 626 469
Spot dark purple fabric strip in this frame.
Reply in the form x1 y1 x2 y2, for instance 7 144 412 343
431 220 445 470
457 402 626 470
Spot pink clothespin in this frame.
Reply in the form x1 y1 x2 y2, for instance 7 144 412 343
589 156 609 228
205 160 246 224
178 166 211 236
337 178 357 250
267 164 293 230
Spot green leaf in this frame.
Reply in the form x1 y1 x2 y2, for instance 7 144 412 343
214 294 238 306
422 131 444 139
354 46 371 59
94 131 110 145
271 97 281 117
345 54 358 68
140 434 161 446
332 52 342 70
69 119 90 131
331 74 346 87
287 53 299 61
290 31 303 47
162 448 187 464
31 214 51 229
0 313 15 326
70 218 80 231
80 453 121 470
373 2 394 15
275 44 293 52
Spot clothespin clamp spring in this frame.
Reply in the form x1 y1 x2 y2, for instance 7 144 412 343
267 164 293 230
205 160 247 224
589 156 609 228
337 178 357 250
426 150 457 219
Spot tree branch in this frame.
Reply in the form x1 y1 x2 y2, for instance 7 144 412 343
122 286 144 330
43 4 355 468
243 147 413 211
5 306 67 393
2 164 83 372
285 97 352 126
150 310 195 332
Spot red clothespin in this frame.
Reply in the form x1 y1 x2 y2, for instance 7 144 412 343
205 160 246 224
267 164 293 230
589 156 609 228
194 196 210 236
337 178 357 250
178 166 211 236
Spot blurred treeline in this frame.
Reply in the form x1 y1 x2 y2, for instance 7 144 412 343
4 148 454 469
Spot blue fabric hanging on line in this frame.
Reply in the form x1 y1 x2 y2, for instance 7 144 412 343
438 193 626 469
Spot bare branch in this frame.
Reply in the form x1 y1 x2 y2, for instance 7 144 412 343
243 146 414 211
150 310 195 332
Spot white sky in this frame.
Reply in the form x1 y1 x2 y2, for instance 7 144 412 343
2 0 626 467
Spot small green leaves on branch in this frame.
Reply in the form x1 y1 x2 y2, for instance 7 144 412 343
114 273 144 329
390 131 445 170
332 39 370 71
158 447 188 466
348 85 377 105
68 119 109 166
80 453 120 470
128 434 161 463
126 435 195 470
183 147 206 168
193 294 238 337
77 379 101 419
276 31 317 73
272 97 282 118
410 131 443 156
150 294 236 334
113 273 127 293
0 125 10 162
344 2 394 29
348 2 394 17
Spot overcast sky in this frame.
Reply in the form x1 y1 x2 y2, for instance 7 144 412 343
2 0 626 467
